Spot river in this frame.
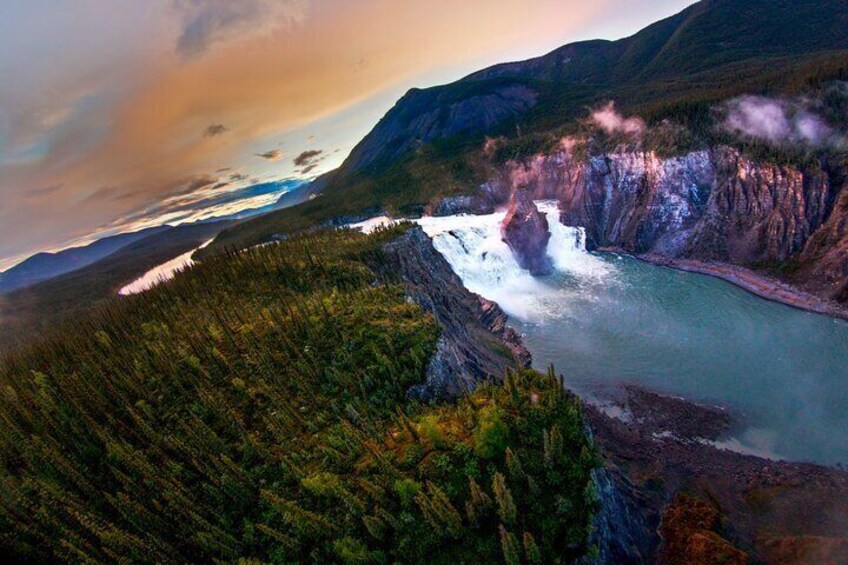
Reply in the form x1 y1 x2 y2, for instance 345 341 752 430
417 203 848 466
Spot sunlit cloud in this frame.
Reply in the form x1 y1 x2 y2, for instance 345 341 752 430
255 149 284 161
25 184 64 199
0 0 697 270
172 0 309 58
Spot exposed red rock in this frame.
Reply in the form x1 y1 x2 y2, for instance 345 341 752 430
659 494 748 565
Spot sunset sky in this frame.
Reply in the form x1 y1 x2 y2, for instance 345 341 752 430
0 0 695 270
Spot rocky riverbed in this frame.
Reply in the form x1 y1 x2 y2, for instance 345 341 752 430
583 384 848 564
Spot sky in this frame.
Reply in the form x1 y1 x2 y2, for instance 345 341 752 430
0 0 696 271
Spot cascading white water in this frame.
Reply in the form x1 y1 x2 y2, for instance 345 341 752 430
416 201 616 322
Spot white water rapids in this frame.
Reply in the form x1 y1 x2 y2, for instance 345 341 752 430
392 205 848 466
350 202 616 322
417 202 616 321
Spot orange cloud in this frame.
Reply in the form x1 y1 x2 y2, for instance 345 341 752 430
1 0 697 269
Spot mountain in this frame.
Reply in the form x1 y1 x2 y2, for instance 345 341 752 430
0 179 307 295
0 226 170 294
205 0 848 258
342 0 848 173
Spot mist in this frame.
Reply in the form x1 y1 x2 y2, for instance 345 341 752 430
722 95 842 148
590 102 646 136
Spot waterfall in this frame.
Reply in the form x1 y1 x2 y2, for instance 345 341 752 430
416 202 616 322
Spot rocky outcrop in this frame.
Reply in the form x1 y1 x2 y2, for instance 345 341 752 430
796 187 848 302
584 384 848 564
375 227 530 400
425 195 495 217
484 144 848 304
500 189 553 275
584 457 655 564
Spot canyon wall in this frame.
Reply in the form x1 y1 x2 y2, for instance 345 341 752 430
374 226 530 400
481 145 848 303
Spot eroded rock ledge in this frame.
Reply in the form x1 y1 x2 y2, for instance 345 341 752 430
480 145 848 307
501 188 553 275
375 226 530 401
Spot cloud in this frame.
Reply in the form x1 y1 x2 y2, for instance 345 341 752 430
292 149 325 175
26 184 63 199
172 0 309 58
255 149 284 161
1 0 681 270
590 102 645 136
204 123 228 137
81 185 125 204
723 95 839 147
181 174 218 194
293 149 323 167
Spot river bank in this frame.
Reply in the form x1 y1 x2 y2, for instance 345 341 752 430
583 383 848 563
384 223 848 562
634 252 848 321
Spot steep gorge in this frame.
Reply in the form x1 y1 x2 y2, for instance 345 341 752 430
471 144 848 306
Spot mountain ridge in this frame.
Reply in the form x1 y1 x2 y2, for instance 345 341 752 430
0 226 170 294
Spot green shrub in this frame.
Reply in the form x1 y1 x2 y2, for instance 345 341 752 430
474 405 509 459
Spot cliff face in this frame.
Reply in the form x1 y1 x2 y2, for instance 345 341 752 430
375 227 530 400
483 145 847 303
501 189 553 275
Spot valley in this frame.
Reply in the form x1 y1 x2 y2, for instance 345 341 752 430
2 0 848 562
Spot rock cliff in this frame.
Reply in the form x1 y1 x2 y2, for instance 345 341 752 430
374 227 530 400
483 144 848 304
500 189 553 275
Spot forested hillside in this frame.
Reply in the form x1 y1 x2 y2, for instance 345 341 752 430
0 226 597 563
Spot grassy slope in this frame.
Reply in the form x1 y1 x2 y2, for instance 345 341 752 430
0 226 596 563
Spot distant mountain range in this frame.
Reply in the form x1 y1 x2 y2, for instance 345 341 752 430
0 227 170 294
1 179 307 294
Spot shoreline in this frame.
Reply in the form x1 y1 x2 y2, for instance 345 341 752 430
604 249 848 322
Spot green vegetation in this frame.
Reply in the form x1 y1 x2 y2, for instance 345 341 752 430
0 226 596 563
0 221 228 355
